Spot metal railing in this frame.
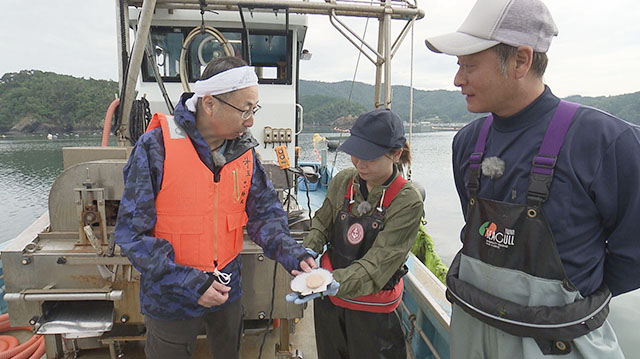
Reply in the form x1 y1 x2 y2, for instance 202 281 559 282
399 300 443 359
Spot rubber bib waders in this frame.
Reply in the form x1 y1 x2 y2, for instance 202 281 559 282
447 101 624 358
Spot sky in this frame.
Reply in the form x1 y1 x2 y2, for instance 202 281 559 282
1 0 639 98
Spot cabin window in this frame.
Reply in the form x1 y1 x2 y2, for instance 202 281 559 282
142 26 242 83
142 27 292 85
143 27 185 80
248 31 292 85
188 31 244 80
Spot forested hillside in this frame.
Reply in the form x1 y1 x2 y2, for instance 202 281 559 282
0 70 118 133
299 80 477 125
0 70 638 133
300 80 640 127
564 93 640 125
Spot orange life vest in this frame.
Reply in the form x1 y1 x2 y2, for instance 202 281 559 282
147 113 253 271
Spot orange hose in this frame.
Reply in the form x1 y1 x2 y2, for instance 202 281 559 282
0 335 18 349
102 97 120 147
27 338 45 359
5 336 40 359
0 320 33 332
0 335 40 359
0 313 45 359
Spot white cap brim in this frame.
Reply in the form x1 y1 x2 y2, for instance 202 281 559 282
425 32 500 56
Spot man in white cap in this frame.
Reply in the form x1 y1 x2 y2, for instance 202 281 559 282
425 0 640 358
115 56 316 359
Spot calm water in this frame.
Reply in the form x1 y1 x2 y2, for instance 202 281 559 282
0 131 637 356
0 133 112 243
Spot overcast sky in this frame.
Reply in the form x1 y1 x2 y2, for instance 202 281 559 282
1 1 639 98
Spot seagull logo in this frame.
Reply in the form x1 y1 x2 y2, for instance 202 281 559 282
479 221 497 238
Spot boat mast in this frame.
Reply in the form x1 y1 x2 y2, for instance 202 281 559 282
114 0 424 146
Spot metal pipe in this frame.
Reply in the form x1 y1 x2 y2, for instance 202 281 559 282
119 0 157 146
408 18 414 180
4 290 124 302
129 0 425 19
390 15 416 60
383 4 392 108
329 10 380 65
116 0 130 93
374 16 384 108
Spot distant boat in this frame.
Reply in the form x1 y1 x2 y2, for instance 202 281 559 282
327 140 339 151
431 124 465 131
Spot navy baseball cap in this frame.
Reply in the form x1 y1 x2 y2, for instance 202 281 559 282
338 109 406 161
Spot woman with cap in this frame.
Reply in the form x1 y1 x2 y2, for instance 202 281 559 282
289 108 424 359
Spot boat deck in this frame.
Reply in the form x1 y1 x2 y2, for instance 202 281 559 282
3 304 317 359
242 303 317 359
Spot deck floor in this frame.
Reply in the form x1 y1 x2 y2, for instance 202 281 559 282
241 302 317 359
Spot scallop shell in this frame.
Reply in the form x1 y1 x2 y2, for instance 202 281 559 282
290 268 333 296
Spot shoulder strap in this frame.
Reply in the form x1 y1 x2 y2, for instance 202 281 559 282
343 178 355 211
382 176 408 208
527 101 581 205
467 115 494 197
342 175 407 211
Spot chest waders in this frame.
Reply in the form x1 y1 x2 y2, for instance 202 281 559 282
323 176 409 312
446 101 624 358
314 175 409 359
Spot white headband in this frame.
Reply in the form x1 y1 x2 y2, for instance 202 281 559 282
185 66 259 112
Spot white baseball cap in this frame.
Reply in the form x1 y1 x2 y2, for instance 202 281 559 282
425 0 558 56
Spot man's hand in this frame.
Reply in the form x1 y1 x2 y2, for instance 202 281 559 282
197 281 231 307
291 255 318 276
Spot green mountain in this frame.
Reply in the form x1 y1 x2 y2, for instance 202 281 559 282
300 80 640 127
300 80 477 125
0 71 638 133
0 70 118 133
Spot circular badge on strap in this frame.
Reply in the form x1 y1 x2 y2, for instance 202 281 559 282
347 223 365 245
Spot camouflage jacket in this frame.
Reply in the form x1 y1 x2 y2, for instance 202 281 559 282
115 94 307 320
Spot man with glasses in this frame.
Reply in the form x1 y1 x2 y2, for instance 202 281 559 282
115 56 316 359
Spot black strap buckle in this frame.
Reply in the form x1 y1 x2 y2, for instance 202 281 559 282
527 172 553 204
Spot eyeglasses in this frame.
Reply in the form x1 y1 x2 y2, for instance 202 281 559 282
211 95 261 120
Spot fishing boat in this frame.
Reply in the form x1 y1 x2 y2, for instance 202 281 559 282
0 1 454 358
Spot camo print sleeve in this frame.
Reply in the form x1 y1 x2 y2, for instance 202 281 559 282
245 152 308 273
114 129 211 310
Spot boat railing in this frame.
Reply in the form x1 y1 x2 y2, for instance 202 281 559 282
401 252 451 359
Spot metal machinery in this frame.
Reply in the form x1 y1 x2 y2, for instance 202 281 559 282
1 1 423 358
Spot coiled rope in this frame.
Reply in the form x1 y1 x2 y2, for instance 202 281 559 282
128 97 152 144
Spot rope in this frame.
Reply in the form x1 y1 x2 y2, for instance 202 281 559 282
330 0 374 176
347 12 371 104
